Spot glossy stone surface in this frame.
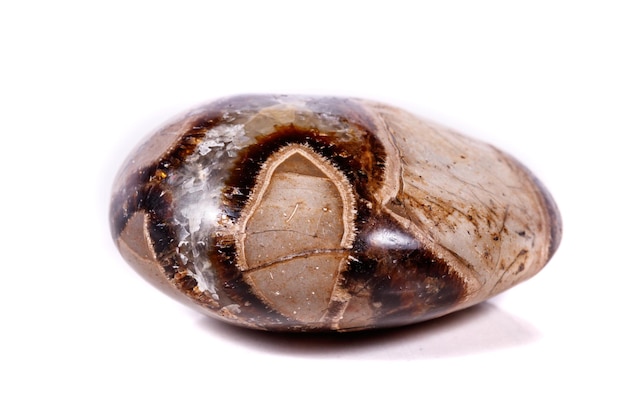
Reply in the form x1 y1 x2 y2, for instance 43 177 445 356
110 95 562 332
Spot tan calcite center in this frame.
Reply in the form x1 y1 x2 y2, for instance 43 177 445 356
235 145 356 322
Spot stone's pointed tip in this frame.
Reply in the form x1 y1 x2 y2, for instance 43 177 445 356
536 177 563 261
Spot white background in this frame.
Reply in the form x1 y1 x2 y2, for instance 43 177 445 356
2 1 624 415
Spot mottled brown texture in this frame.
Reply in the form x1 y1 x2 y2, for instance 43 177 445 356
110 95 562 332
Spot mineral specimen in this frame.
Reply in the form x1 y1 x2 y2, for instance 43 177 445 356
110 95 561 331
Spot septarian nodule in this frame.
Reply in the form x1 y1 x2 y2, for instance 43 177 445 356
110 95 562 332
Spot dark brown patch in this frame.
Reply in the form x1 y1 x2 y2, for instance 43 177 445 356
110 108 225 240
344 211 466 327
221 123 386 221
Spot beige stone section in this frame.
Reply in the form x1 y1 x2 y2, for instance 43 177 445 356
361 100 555 310
244 105 299 138
235 144 356 321
245 255 345 323
117 211 198 308
339 294 376 330
112 111 200 192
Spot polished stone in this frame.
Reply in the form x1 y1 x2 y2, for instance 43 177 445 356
110 95 562 332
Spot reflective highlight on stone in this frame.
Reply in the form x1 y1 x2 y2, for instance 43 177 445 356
110 95 562 332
